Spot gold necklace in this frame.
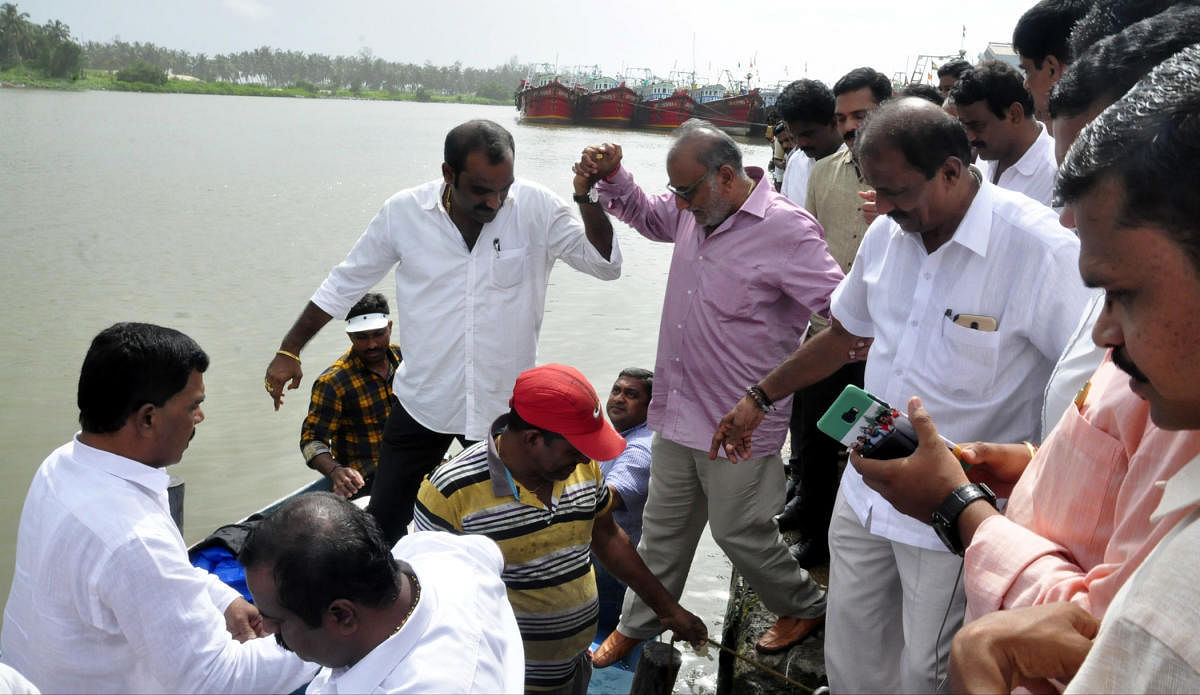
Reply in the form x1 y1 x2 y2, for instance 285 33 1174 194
391 572 421 635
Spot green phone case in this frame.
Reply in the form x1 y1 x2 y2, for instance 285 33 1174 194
816 384 901 449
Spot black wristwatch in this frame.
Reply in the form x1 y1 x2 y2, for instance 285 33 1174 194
932 483 996 555
573 187 599 205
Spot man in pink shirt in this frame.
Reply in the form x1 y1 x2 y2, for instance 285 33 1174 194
577 119 844 663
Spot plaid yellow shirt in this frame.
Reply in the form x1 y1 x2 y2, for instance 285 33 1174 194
300 345 401 478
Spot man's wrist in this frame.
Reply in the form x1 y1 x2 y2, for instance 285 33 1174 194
745 384 773 412
573 185 599 205
932 483 997 555
957 498 999 548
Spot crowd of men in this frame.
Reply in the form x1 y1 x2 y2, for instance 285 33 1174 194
3 0 1200 692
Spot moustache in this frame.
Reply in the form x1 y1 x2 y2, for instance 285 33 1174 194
1112 346 1149 384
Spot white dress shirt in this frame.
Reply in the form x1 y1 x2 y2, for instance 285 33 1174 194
1040 290 1106 440
306 532 524 694
0 664 38 694
831 180 1091 550
781 149 814 205
990 122 1057 207
1 438 317 694
1067 454 1200 692
310 178 622 440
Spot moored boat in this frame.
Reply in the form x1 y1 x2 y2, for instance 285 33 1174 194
634 88 697 131
575 75 638 128
694 88 764 136
516 72 579 125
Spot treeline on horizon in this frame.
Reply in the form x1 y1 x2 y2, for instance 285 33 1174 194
1 2 530 99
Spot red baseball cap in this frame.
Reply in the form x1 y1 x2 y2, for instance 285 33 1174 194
510 364 627 462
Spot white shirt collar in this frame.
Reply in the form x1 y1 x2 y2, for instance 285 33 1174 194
321 564 437 694
1153 453 1200 522
892 175 993 259
1011 122 1053 178
70 434 170 495
949 177 994 258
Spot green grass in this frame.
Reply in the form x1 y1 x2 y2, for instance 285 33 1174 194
0 67 509 105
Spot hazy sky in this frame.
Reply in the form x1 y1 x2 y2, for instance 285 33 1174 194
16 0 1034 86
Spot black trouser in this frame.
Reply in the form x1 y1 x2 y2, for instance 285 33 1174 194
787 360 866 541
366 397 473 544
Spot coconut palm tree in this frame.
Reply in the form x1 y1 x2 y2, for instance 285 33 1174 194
0 3 36 66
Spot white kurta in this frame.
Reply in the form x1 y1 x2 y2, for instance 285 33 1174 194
1 438 318 694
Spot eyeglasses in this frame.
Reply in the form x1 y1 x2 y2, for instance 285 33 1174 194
666 170 713 202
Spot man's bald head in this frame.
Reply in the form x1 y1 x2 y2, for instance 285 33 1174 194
668 118 745 173
856 97 972 179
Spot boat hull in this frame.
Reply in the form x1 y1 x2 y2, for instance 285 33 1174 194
694 89 764 136
517 80 577 124
576 86 638 128
633 92 697 130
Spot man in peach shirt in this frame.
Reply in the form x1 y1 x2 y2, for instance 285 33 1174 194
852 7 1200 626
960 359 1200 620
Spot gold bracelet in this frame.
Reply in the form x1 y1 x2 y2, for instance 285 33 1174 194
1022 441 1038 460
276 349 301 365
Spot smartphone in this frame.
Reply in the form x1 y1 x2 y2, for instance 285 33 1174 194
952 313 998 332
817 385 962 461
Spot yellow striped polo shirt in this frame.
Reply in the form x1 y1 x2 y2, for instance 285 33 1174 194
414 416 613 692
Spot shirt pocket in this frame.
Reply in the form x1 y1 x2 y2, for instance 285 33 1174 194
700 268 754 319
491 247 528 289
1019 400 1123 556
933 317 1002 397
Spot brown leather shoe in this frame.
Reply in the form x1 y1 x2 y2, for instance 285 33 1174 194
591 629 642 668
754 615 825 654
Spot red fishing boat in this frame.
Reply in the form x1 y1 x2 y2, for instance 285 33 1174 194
693 88 764 136
575 75 638 127
634 89 696 130
516 72 579 124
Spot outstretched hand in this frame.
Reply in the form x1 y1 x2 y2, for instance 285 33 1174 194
264 353 303 411
849 396 969 522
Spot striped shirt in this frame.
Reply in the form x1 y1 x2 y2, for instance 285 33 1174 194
414 416 613 692
300 345 401 478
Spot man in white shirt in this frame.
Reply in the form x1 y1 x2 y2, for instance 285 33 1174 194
947 44 1200 693
951 60 1058 207
241 492 524 694
264 119 622 543
1 322 317 694
775 79 843 207
712 98 1090 692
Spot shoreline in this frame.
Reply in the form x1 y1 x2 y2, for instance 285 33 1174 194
0 70 510 106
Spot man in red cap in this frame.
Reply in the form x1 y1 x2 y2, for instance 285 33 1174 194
414 364 706 694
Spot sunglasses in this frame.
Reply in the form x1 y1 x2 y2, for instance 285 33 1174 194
666 170 713 202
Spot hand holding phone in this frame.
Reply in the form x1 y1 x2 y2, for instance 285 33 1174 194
817 385 962 462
